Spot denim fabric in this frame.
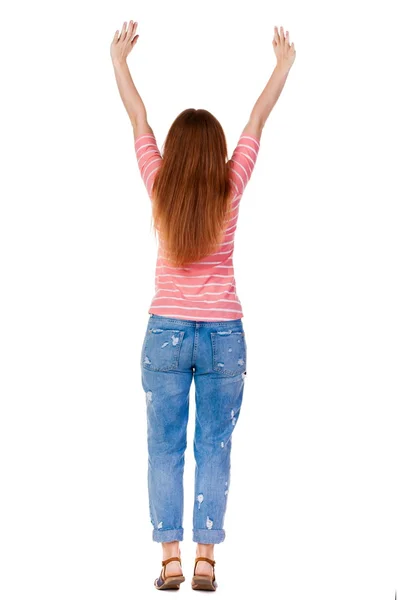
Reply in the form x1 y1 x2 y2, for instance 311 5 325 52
140 313 247 544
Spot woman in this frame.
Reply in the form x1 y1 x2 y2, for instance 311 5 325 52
110 20 295 591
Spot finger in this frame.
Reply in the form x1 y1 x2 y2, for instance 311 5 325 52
274 26 280 43
131 34 139 46
130 21 138 41
127 20 134 38
280 26 285 43
286 30 290 46
113 29 119 43
129 21 137 39
120 21 127 40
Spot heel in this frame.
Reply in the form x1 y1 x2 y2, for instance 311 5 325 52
154 556 185 590
191 557 217 591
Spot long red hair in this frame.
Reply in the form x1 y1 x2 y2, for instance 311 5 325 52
151 109 233 267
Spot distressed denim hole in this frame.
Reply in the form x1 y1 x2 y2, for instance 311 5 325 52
142 329 185 371
211 330 247 376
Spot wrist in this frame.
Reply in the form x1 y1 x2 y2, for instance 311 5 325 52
112 58 127 70
275 62 290 77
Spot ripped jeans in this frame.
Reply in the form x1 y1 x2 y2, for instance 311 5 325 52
140 313 247 544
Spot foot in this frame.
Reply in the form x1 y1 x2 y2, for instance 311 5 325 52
162 544 183 578
163 559 183 578
195 544 215 578
194 559 214 578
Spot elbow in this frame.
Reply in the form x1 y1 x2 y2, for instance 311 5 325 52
248 116 265 137
130 113 148 129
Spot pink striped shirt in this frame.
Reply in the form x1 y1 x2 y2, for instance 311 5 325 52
134 130 260 321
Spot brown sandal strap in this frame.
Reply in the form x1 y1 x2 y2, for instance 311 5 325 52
162 556 181 566
195 557 215 567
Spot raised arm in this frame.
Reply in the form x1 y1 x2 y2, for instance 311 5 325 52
241 25 296 140
110 20 153 140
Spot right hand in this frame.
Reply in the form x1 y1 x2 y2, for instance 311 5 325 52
273 26 296 72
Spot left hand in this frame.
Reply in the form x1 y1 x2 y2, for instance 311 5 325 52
111 20 139 64
273 25 296 73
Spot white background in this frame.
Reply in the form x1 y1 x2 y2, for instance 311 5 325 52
1 0 397 598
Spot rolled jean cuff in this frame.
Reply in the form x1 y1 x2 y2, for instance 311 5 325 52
152 528 184 543
193 528 225 544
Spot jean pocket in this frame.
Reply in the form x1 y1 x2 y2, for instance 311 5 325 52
141 327 185 371
210 330 247 376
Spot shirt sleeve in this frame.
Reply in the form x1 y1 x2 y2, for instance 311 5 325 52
228 133 261 197
134 133 163 199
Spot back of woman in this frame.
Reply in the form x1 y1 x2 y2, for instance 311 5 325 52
134 112 260 322
111 18 296 592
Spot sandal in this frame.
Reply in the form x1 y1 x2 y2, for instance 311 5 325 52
154 556 185 590
191 557 218 591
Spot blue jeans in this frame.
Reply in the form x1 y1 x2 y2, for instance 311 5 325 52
140 314 247 544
